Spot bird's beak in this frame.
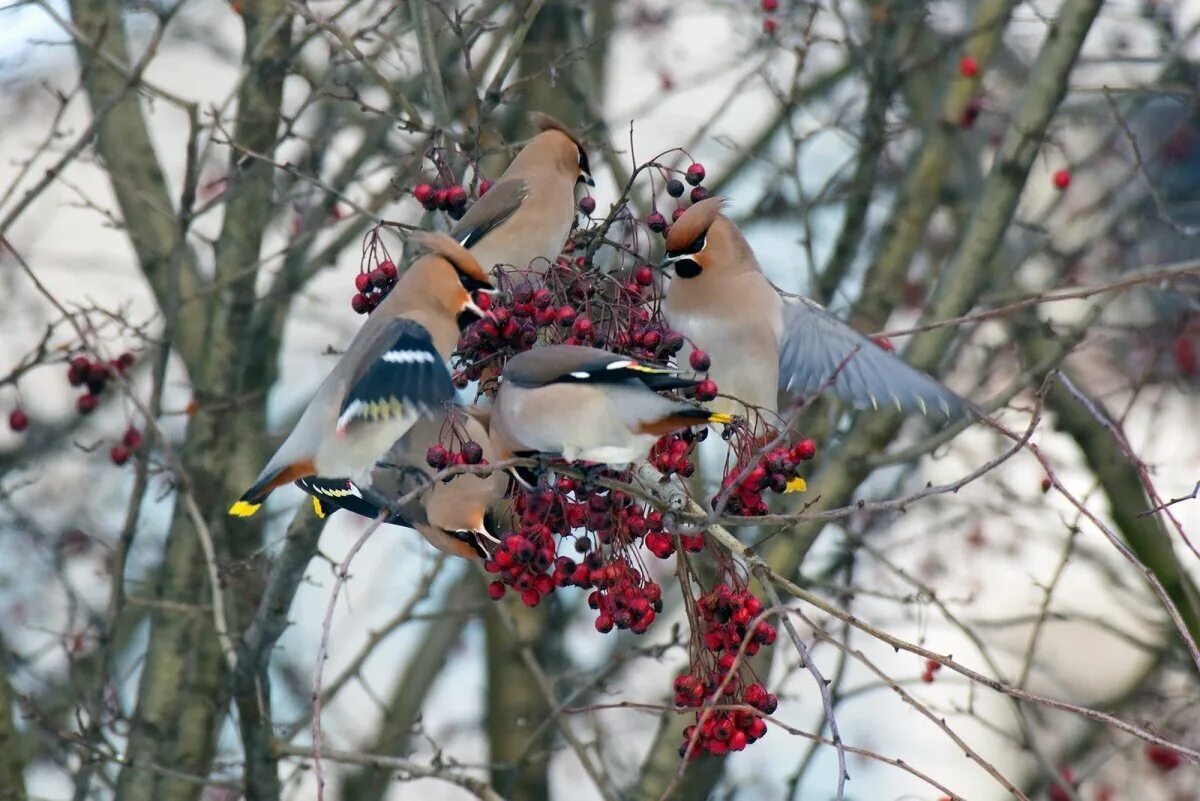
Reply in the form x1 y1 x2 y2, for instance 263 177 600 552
659 252 686 273
579 171 595 187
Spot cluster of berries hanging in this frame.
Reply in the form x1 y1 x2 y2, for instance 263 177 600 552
66 352 135 414
674 582 779 756
717 437 816 517
351 259 398 315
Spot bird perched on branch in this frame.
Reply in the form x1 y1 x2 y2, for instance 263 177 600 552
659 198 966 424
490 344 731 483
452 113 593 275
228 232 494 518
299 407 506 561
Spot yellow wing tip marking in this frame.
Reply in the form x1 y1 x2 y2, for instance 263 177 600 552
312 497 326 519
228 500 262 517
784 477 807 494
708 412 734 425
627 362 674 375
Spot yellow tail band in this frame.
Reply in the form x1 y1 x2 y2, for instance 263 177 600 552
228 500 262 517
784 477 807 494
707 412 734 425
312 497 326 519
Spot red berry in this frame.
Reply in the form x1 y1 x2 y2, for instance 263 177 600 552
761 0 778 10
354 273 371 292
634 265 654 287
872 335 894 352
1040 475 1053 493
794 438 816 460
520 588 541 607
689 349 711 371
690 186 709 203
666 179 684 198
572 317 594 338
762 17 778 35
116 352 136 372
70 355 90 374
958 55 978 77
76 394 98 414
369 268 388 288
694 379 718 401
1052 169 1071 190
672 207 686 222
685 163 706 186
8 409 29 432
478 179 492 196
579 196 596 215
351 293 370 314
432 188 450 210
378 260 397 280
462 440 484 465
1145 743 1182 772
122 426 142 449
960 96 982 128
1173 335 1196 376
412 183 434 204
646 211 667 232
487 581 505 600
556 306 577 326
110 444 130 466
1048 770 1074 801
426 444 449 470
447 186 468 209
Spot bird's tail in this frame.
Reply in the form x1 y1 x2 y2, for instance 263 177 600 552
228 460 317 517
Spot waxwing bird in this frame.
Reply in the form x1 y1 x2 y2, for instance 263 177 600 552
490 345 732 475
659 198 966 423
229 233 495 517
452 113 593 274
300 408 507 561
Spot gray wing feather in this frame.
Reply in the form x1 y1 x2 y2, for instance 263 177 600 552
778 297 966 418
450 179 530 249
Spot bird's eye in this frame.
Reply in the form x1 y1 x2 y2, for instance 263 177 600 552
674 258 702 278
450 530 488 559
664 232 707 260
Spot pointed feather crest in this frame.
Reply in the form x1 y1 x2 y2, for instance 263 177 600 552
664 197 726 253
529 111 586 153
411 230 493 288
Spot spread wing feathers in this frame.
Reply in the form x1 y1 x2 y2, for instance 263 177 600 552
553 357 691 389
337 319 455 434
450 178 530 250
777 298 966 418
296 471 429 527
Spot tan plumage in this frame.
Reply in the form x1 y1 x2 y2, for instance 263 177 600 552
490 345 732 472
371 408 506 560
661 198 966 425
229 234 494 517
452 114 593 275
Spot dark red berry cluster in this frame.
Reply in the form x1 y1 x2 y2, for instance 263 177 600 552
672 583 778 756
455 258 689 388
110 425 142 467
412 183 469 219
716 437 816 516
351 259 398 315
648 429 702 478
66 352 135 415
425 438 486 472
649 161 709 233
